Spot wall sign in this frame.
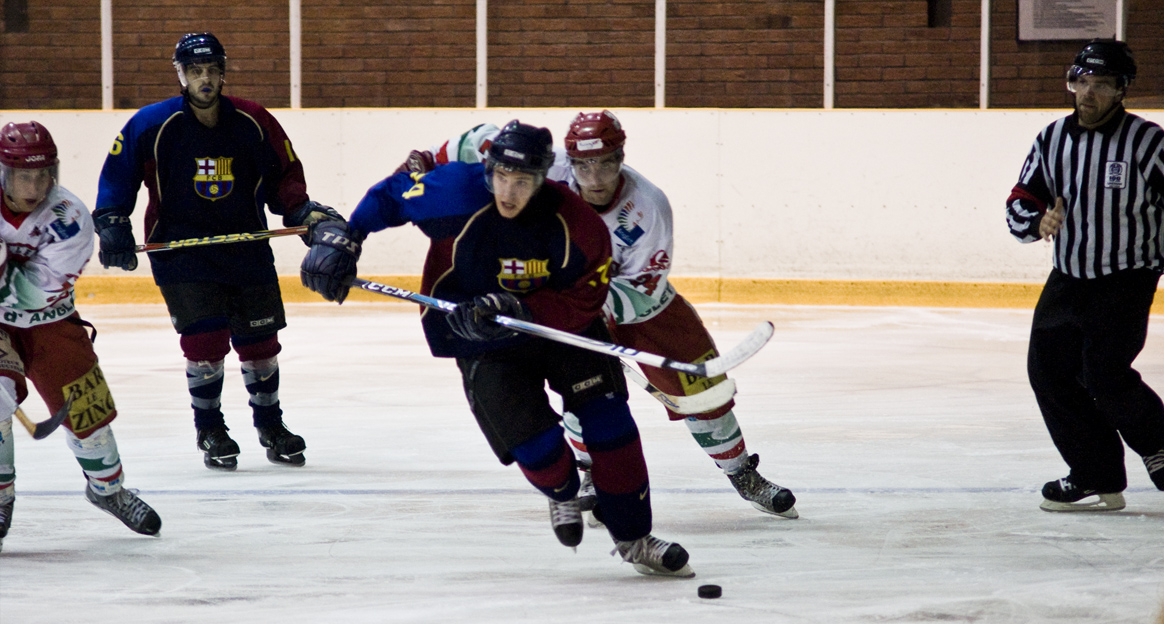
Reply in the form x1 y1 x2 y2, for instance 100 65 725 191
1018 0 1117 41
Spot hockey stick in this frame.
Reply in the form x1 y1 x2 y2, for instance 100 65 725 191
135 226 308 253
350 277 774 378
619 361 737 414
12 397 73 440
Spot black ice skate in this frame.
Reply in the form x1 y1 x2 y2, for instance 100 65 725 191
1142 450 1164 491
0 498 12 552
257 422 306 467
577 463 604 528
197 425 240 471
1040 476 1125 512
727 453 798 519
548 497 583 549
612 534 695 577
85 487 162 535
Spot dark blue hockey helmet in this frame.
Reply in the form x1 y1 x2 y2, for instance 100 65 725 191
485 120 553 178
173 32 227 70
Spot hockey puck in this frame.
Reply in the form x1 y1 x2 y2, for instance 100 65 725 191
698 584 722 599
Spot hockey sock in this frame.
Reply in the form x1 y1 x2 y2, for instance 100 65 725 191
574 394 651 542
234 335 282 428
186 359 226 430
561 411 593 465
685 410 749 474
67 425 124 496
0 378 16 498
512 425 579 502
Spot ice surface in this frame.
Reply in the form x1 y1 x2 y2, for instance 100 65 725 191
1 303 1162 623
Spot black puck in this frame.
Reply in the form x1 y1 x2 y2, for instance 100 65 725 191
698 584 722 599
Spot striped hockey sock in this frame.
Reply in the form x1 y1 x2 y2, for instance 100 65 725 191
685 410 749 474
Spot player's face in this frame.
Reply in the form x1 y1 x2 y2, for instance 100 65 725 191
183 62 224 108
492 167 539 219
1069 74 1122 129
3 167 53 213
571 153 622 206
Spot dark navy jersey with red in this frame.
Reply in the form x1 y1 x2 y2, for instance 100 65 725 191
94 95 310 286
349 161 613 358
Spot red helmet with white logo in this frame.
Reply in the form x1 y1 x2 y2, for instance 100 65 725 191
564 110 626 159
0 121 58 169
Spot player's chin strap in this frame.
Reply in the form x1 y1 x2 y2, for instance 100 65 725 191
619 361 736 414
348 277 774 379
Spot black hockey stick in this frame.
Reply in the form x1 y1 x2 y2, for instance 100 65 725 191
350 277 774 378
13 397 73 440
136 226 308 253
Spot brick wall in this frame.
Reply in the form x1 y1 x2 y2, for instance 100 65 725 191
0 1 1161 111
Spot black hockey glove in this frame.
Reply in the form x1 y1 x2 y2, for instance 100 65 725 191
285 200 345 245
94 213 138 271
300 220 363 304
447 293 531 342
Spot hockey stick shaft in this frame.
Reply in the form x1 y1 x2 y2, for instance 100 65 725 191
619 361 737 415
13 397 72 440
135 226 308 253
349 277 773 378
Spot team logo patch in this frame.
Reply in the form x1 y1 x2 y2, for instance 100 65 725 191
498 258 551 292
64 363 117 435
614 201 645 246
1104 161 1128 189
679 349 729 395
193 157 235 201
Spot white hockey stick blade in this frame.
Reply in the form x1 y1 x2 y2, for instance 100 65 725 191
620 361 737 414
349 278 774 377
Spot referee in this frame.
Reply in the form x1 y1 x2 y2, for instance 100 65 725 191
1007 39 1164 512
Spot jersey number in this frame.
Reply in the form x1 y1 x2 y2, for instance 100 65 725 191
108 132 124 156
402 171 428 199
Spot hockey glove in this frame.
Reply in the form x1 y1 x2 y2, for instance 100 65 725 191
94 213 139 271
285 200 345 245
392 150 437 175
300 220 363 303
447 293 531 342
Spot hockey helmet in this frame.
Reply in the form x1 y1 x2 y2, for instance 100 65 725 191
484 120 554 191
564 110 626 159
173 32 227 69
1068 39 1136 90
0 121 58 204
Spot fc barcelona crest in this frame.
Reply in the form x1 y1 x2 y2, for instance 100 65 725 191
497 258 551 292
193 157 235 201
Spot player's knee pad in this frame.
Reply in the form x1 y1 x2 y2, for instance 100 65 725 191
233 333 281 361
511 425 568 469
572 393 638 452
66 425 123 492
180 328 231 363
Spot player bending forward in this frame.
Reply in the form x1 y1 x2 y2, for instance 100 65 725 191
302 120 694 577
0 122 161 551
398 111 797 520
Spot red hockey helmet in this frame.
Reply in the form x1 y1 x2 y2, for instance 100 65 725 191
0 121 58 170
564 110 626 159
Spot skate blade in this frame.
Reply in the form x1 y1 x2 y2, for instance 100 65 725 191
266 449 306 467
750 501 800 519
632 562 695 578
204 455 239 471
1039 492 1125 512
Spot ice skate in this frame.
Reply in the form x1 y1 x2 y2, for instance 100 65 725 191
197 425 240 471
577 464 604 528
727 453 798 519
257 422 306 467
1039 476 1125 512
0 498 12 552
612 534 695 578
85 487 162 535
548 497 583 549
1142 450 1164 491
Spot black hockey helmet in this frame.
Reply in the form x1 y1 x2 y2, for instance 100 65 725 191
484 120 554 191
173 32 227 70
1069 39 1136 89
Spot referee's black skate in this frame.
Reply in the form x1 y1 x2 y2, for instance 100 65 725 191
86 487 162 536
257 422 306 467
197 425 240 471
727 453 798 519
1039 476 1125 512
548 497 583 549
1142 450 1164 490
612 534 695 577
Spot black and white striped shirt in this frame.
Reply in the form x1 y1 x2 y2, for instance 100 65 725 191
1006 107 1164 279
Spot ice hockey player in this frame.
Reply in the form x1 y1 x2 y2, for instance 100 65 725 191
301 120 695 577
396 112 798 520
1007 39 1164 512
0 121 162 551
94 33 343 470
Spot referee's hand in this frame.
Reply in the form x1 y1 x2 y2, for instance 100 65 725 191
1040 197 1066 241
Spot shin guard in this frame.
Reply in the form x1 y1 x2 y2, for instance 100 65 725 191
574 395 651 541
561 411 592 465
66 425 124 496
186 359 226 430
240 356 282 428
685 410 748 474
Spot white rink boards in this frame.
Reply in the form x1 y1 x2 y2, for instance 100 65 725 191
1 302 1163 623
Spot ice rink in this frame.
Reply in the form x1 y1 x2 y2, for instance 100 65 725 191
1 301 1163 623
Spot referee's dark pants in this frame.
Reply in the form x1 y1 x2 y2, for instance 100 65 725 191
1028 268 1164 492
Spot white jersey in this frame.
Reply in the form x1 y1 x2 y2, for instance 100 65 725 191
430 123 574 186
0 184 93 328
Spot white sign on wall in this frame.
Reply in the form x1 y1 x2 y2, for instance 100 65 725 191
1018 0 1117 41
